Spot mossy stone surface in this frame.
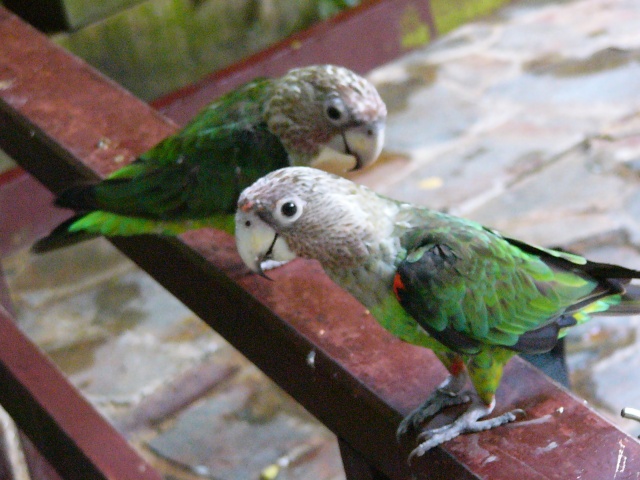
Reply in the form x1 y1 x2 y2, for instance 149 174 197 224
53 0 328 101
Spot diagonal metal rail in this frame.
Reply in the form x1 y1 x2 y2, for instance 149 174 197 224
0 304 163 480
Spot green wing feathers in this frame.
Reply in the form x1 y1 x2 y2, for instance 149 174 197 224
34 79 289 251
56 79 287 221
394 217 640 355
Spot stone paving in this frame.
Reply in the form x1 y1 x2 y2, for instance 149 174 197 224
4 0 640 478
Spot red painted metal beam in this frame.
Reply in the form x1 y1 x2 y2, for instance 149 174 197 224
0 302 162 480
1 5 640 480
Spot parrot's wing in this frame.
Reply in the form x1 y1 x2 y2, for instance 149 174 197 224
503 235 640 280
393 227 622 355
56 80 289 221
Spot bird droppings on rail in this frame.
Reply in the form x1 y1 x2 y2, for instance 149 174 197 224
535 441 559 455
306 350 316 369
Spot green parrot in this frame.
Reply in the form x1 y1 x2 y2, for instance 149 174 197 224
234 166 640 458
33 65 386 252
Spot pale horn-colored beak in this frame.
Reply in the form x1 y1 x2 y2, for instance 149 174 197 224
312 120 385 174
235 209 296 277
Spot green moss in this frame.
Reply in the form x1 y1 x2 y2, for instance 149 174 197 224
62 0 145 29
431 0 509 35
399 4 431 48
52 0 339 101
53 0 195 101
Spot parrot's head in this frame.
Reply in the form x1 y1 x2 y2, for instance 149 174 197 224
265 65 386 174
235 166 396 276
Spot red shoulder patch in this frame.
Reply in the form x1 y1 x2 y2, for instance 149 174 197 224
449 357 466 376
393 273 405 301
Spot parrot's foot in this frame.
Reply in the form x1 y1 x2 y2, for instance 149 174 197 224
397 373 470 439
408 400 525 460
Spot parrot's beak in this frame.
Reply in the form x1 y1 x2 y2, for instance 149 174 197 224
313 120 385 174
235 208 296 277
344 120 385 170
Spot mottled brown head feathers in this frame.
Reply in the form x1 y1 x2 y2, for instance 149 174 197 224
264 65 386 166
237 166 398 270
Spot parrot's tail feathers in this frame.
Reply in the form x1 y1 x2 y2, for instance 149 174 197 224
54 184 99 211
31 216 99 253
606 283 640 315
33 210 231 253
510 315 577 354
32 210 176 253
57 211 210 237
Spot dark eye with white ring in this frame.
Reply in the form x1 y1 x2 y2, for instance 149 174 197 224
280 201 297 217
323 97 349 126
274 197 304 225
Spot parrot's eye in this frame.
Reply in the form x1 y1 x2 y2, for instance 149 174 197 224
281 202 297 217
323 97 348 126
274 197 304 225
326 106 341 120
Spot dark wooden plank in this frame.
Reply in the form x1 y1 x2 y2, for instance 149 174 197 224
152 0 436 125
1 6 639 480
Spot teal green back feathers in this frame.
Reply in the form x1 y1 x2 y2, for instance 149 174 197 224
74 79 288 221
35 79 289 247
393 213 636 355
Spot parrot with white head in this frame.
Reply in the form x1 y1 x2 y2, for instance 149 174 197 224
235 166 640 458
